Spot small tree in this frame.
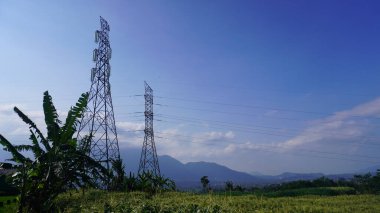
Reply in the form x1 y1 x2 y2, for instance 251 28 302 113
200 176 210 192
125 172 138 192
372 169 380 193
225 180 234 192
353 173 373 193
234 184 244 192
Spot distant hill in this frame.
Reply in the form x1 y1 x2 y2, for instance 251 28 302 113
159 155 266 189
119 149 359 189
120 150 266 189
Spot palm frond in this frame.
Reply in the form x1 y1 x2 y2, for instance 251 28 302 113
78 134 92 153
29 130 45 158
14 145 34 152
43 91 61 144
0 134 29 163
14 106 50 151
61 92 89 142
75 150 108 178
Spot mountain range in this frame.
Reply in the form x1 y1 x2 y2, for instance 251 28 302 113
120 148 379 189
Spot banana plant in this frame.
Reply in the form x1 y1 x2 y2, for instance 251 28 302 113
136 171 176 194
109 158 126 191
0 91 108 212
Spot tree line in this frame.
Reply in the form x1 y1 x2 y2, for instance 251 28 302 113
199 173 380 195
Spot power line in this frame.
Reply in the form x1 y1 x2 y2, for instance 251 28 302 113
150 79 379 100
154 113 380 143
155 96 332 116
155 115 293 138
155 132 380 163
157 131 380 151
153 102 380 129
3 93 380 121
3 93 380 127
155 95 380 121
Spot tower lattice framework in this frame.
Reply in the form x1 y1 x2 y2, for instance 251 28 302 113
138 81 160 176
77 16 120 173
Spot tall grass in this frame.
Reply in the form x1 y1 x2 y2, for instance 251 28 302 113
55 189 380 212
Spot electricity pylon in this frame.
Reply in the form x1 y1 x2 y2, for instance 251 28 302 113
138 81 161 176
77 16 120 177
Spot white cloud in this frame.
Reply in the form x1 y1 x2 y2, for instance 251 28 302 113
279 97 380 150
117 121 144 131
222 141 276 154
192 131 235 143
154 130 236 160
0 104 65 143
201 97 380 162
0 104 15 112
0 104 29 136
116 121 145 148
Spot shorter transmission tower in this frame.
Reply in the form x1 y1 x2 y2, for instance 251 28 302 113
138 81 161 176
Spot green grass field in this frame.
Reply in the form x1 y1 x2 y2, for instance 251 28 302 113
0 196 16 203
2 190 379 212
52 190 380 213
0 196 17 213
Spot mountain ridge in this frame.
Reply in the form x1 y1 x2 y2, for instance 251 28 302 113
120 150 380 189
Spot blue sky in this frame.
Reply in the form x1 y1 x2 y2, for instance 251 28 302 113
1 0 380 175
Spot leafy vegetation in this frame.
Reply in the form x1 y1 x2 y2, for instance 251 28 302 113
352 170 380 194
0 91 108 212
241 175 380 197
222 180 244 193
258 176 353 193
0 174 18 196
107 158 176 195
0 93 175 210
109 159 127 191
122 172 176 196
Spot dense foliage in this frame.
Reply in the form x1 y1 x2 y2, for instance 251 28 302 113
222 174 379 196
0 91 108 212
257 176 354 193
108 159 176 195
122 172 176 195
352 170 380 194
0 175 18 196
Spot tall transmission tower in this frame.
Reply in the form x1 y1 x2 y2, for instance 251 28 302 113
77 16 120 175
138 81 161 176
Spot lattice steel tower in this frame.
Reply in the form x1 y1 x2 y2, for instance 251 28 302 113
138 81 160 176
77 16 120 173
